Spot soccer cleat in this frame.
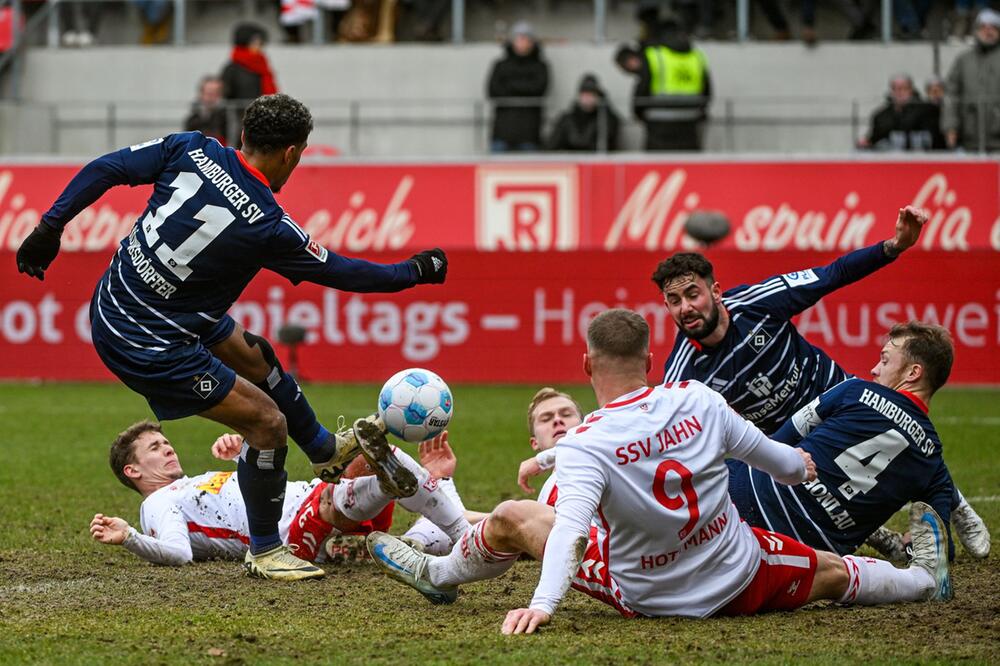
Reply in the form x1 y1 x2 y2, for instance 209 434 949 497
243 545 326 581
865 526 910 564
353 417 418 498
366 531 457 605
311 415 387 484
951 499 990 559
908 502 952 601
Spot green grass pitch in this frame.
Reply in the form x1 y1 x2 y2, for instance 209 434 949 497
0 382 997 665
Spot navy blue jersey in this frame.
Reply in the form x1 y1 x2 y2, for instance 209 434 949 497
662 243 896 434
735 378 953 555
42 133 416 348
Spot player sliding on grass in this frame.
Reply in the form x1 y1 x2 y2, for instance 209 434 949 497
90 421 470 566
652 206 989 560
368 309 953 632
16 93 448 580
729 321 959 560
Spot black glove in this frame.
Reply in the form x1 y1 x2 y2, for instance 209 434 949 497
409 248 448 285
16 223 62 281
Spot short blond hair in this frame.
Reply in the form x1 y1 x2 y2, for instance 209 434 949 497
526 387 583 436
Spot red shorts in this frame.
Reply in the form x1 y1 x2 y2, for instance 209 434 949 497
569 525 638 619
717 527 817 616
286 482 395 562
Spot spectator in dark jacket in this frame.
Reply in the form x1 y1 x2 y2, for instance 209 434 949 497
546 74 621 152
486 21 550 153
859 74 945 151
221 22 278 146
623 17 711 151
184 76 229 145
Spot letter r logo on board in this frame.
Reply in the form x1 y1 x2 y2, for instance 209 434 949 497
475 166 579 251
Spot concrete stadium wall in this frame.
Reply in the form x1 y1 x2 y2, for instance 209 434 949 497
4 42 965 156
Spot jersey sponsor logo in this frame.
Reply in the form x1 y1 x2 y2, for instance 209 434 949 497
130 137 164 151
475 166 579 251
746 373 774 398
781 269 820 287
744 361 802 424
193 372 220 399
306 239 329 262
747 327 773 353
196 471 234 495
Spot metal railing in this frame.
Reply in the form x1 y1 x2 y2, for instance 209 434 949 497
4 94 994 156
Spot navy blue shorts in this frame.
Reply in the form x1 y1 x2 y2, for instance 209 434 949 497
91 311 238 421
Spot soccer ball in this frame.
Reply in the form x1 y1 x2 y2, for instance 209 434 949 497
378 368 454 443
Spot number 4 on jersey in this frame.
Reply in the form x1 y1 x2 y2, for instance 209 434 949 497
141 172 236 281
834 430 908 500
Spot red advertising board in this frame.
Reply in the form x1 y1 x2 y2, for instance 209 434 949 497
0 159 998 385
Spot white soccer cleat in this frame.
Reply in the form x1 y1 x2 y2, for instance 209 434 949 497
243 545 326 581
908 502 952 601
366 531 457 605
865 526 910 564
951 498 990 559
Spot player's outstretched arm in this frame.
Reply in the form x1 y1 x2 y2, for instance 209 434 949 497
516 448 554 493
90 514 131 545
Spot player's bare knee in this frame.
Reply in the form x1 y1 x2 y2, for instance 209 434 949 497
809 551 850 601
490 500 525 533
251 409 287 449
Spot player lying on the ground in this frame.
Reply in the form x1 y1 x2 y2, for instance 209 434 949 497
90 421 469 566
652 206 989 559
17 93 449 580
728 321 972 561
367 309 953 633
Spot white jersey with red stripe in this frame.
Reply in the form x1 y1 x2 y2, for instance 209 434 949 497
131 472 317 564
529 381 807 618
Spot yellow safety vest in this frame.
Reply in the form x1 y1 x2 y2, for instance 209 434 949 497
645 46 706 96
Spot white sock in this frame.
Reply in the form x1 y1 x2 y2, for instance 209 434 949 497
839 555 934 605
392 449 470 543
403 517 453 555
427 518 518 587
333 476 390 523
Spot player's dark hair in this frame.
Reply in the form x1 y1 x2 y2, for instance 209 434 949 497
109 420 162 493
651 253 715 291
587 309 649 362
241 94 313 154
888 322 954 394
527 387 583 436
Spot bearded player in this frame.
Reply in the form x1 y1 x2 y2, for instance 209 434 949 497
653 205 988 559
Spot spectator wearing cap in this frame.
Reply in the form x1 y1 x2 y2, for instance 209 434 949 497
858 74 944 151
486 21 550 153
546 74 621 152
943 8 1000 151
184 76 229 146
221 22 279 146
626 16 711 151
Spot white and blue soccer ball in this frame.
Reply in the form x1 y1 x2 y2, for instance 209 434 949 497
378 368 453 443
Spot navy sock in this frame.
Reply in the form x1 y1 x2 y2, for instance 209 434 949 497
256 369 335 464
237 443 288 555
